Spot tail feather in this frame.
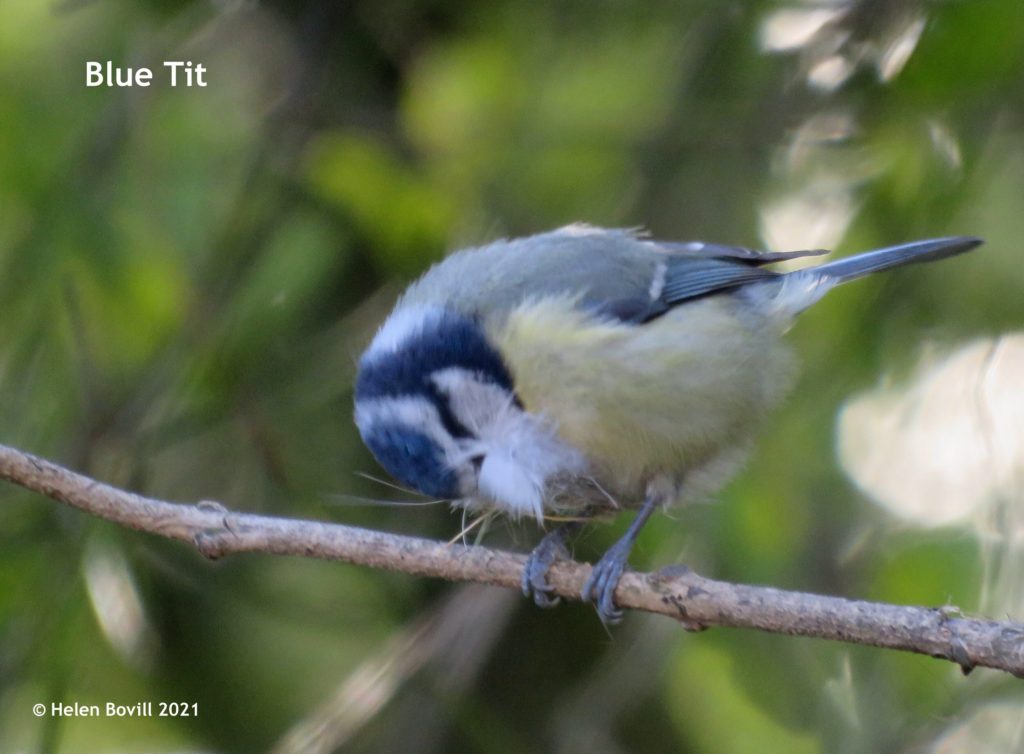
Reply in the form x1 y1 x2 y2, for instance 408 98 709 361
809 236 983 285
761 235 983 317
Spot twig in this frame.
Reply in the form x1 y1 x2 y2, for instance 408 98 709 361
2 442 1022 677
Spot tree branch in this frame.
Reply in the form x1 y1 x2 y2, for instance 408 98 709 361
2 442 1022 677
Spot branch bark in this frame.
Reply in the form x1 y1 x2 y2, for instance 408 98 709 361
2 442 1022 677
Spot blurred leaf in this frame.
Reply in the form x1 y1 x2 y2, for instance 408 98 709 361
667 640 820 754
898 1 1024 103
304 132 453 275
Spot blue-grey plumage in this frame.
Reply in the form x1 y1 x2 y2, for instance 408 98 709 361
353 225 981 623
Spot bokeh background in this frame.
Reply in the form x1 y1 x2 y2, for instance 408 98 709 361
2 0 1024 751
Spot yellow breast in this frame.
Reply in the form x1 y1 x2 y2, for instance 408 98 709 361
489 294 795 504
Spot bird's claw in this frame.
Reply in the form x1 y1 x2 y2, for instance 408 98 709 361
522 526 575 608
581 538 632 625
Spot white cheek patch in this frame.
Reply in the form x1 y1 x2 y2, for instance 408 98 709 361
431 368 512 435
432 367 587 522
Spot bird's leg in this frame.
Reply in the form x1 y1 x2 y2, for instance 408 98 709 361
582 487 665 624
522 521 583 608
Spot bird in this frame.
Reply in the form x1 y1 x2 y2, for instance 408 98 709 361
352 224 982 624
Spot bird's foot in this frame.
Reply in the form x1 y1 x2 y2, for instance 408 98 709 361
581 484 665 624
522 523 579 608
581 536 635 625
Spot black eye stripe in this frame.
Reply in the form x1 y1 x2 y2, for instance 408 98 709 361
355 310 519 435
429 382 473 439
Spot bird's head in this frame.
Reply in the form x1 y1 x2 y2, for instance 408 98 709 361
354 306 580 521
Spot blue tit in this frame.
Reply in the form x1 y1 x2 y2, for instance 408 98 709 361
353 224 981 623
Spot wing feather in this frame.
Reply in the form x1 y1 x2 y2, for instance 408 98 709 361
660 257 779 305
654 241 828 265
